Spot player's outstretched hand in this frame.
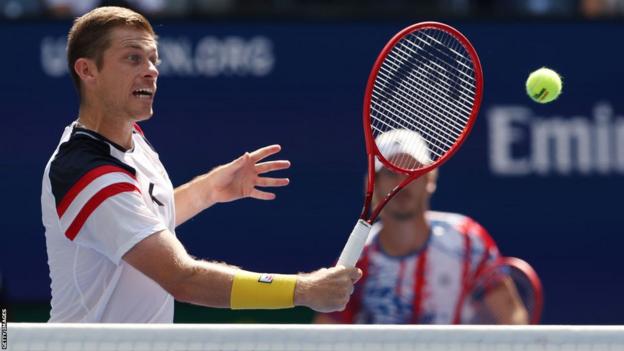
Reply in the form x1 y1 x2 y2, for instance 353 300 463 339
294 266 362 313
208 144 291 203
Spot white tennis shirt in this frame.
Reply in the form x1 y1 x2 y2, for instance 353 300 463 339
41 122 175 322
331 211 499 324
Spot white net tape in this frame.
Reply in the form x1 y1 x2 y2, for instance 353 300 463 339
7 323 624 351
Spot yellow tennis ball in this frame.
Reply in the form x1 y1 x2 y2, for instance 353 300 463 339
525 67 562 103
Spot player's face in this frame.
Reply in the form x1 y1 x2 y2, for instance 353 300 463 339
374 154 434 221
95 27 159 121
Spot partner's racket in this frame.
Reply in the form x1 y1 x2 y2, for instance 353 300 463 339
337 22 483 266
461 257 544 324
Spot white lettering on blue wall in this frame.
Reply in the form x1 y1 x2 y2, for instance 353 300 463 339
40 35 275 78
488 102 624 176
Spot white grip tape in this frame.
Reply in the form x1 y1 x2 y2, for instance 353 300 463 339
337 219 373 267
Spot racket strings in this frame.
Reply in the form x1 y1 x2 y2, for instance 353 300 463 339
371 93 456 168
415 30 477 90
371 77 461 144
381 31 473 132
416 32 476 85
370 89 454 158
376 56 469 133
373 64 462 149
374 67 465 142
371 72 457 162
392 49 475 117
389 49 475 116
371 84 457 161
370 28 478 171
399 37 476 107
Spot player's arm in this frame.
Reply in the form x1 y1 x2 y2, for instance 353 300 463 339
174 144 290 227
483 277 529 324
123 229 361 311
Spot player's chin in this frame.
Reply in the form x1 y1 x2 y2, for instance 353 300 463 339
133 106 155 121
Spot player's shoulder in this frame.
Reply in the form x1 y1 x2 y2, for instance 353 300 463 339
49 128 137 205
427 210 473 230
426 211 496 253
51 128 135 174
427 210 493 245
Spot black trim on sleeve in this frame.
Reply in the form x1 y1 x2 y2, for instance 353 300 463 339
49 132 137 208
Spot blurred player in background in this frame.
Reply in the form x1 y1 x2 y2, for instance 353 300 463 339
315 131 528 324
41 6 360 323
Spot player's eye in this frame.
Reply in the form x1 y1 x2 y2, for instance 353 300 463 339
127 54 142 64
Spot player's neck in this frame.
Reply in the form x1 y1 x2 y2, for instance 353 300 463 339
379 213 429 257
77 104 134 151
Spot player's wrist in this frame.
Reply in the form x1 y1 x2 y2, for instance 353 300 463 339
230 271 296 309
192 174 216 210
293 274 310 307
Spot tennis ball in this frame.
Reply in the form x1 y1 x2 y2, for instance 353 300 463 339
525 67 562 103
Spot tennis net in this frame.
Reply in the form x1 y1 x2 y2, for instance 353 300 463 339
8 323 624 351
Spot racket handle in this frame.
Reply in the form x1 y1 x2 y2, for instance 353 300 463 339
337 219 372 267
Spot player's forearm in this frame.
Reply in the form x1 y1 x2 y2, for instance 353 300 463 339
172 260 237 308
173 174 216 227
172 261 357 312
174 260 302 309
484 281 530 325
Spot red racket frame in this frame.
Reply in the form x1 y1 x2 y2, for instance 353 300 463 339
360 22 484 222
466 257 544 324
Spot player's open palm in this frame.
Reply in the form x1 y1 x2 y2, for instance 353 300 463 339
209 144 290 203
294 266 362 313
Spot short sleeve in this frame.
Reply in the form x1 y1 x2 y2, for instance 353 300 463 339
49 135 168 265
73 190 168 265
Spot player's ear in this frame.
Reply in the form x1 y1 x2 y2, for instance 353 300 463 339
426 169 438 195
74 58 98 87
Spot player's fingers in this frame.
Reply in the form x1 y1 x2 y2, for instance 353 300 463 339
348 268 363 283
256 160 291 174
250 189 276 200
249 144 281 162
256 177 290 187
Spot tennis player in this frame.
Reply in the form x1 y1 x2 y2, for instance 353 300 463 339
41 6 360 323
315 131 528 324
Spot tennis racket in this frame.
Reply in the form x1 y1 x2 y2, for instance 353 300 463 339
337 22 484 267
460 257 544 324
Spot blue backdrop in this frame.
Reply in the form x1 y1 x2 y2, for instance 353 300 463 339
1 20 623 324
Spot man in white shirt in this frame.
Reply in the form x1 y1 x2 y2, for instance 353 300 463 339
41 6 360 323
315 130 528 325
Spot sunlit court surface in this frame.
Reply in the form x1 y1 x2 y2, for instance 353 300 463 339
1 1 623 350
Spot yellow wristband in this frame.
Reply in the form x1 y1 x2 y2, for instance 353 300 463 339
230 272 296 309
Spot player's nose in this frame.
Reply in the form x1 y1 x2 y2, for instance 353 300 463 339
144 60 159 79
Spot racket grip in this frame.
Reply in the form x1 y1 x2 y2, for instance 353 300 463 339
337 219 372 267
